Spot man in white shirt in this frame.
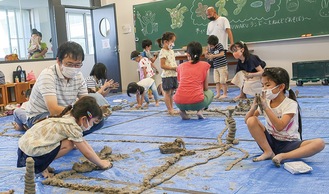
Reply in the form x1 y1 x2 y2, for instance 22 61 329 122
206 7 234 50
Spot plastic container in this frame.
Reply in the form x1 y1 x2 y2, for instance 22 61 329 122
283 161 313 174
20 71 25 82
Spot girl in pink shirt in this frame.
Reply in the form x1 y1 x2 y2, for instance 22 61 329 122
174 42 214 120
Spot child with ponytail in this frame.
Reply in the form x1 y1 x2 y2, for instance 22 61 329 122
17 96 112 177
174 41 214 120
245 67 325 166
156 32 178 115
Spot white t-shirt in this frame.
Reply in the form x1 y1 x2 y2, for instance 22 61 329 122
207 16 231 50
262 97 300 141
158 48 177 78
137 77 155 91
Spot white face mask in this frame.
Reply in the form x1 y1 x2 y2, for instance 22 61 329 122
62 65 80 78
169 42 175 50
262 84 281 100
80 118 93 131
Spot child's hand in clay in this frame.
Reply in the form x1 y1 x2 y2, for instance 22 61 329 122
99 160 112 169
260 91 268 110
251 95 259 111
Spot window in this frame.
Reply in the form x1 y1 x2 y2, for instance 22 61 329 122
66 9 94 54
0 9 31 59
0 0 52 61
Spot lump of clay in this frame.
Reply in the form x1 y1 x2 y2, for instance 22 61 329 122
159 138 186 154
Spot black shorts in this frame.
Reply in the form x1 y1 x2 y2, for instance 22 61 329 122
17 143 61 174
162 77 178 91
264 130 303 155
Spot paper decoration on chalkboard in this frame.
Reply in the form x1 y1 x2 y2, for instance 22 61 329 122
166 3 188 29
216 0 228 16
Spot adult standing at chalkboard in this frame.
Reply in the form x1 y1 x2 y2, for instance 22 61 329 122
206 7 234 50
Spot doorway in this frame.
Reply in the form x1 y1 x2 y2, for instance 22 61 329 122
92 4 122 92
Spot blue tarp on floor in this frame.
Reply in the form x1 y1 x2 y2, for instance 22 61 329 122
0 86 328 193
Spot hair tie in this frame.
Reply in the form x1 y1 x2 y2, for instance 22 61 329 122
87 111 93 118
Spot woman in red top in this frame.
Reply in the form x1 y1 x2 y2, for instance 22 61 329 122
174 41 214 120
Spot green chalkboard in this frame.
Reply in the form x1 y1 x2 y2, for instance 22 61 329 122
133 0 329 50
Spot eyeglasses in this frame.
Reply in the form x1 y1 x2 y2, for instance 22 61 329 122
131 57 137 61
63 62 83 68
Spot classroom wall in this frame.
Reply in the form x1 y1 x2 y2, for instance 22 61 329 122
0 54 95 83
102 0 329 87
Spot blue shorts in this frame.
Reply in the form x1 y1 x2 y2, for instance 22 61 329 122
162 77 178 91
264 130 303 155
17 143 61 174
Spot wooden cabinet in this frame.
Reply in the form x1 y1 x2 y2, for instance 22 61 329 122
2 81 35 106
0 85 6 110
4 83 16 104
15 82 29 104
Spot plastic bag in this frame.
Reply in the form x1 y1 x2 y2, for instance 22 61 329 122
26 70 36 81
5 49 19 61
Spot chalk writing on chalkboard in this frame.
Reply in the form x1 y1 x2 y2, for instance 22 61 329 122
136 10 158 36
190 1 208 26
319 0 329 17
233 0 247 15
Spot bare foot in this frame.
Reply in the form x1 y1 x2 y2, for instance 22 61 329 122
196 110 205 119
272 154 283 167
12 122 23 131
214 95 220 99
168 110 179 115
155 102 159 107
234 95 247 100
179 111 190 120
42 168 54 178
47 166 55 173
295 90 299 98
218 95 227 99
252 152 275 162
